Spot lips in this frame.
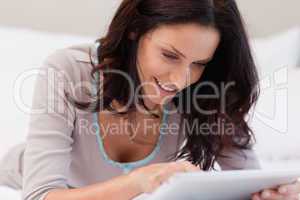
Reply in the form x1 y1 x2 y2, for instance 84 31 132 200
153 77 178 94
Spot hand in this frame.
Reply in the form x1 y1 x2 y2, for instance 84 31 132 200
128 161 200 194
251 179 300 200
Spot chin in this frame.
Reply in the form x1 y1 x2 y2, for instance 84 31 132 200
141 79 176 107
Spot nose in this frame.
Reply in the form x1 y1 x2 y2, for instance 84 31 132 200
169 65 191 91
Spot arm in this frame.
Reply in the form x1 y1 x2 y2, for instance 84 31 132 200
22 48 139 200
22 49 76 200
44 174 141 200
22 48 150 200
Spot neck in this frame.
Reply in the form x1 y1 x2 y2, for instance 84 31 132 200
110 98 166 119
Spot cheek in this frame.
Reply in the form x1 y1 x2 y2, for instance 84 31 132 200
140 54 169 76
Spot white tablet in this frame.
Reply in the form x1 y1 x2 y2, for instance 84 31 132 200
145 169 300 200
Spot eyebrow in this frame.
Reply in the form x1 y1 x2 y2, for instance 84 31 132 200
162 43 213 64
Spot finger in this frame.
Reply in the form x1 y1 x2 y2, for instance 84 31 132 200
260 189 285 200
146 174 163 193
170 161 190 172
159 161 199 184
252 192 262 200
159 162 186 180
278 181 300 195
179 161 200 172
287 194 300 200
173 161 192 172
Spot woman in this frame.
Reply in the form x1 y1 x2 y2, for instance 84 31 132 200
1 0 299 199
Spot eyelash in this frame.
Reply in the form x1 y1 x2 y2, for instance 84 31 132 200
162 53 178 60
162 53 206 68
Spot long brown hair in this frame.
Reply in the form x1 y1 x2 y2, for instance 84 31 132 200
66 0 260 170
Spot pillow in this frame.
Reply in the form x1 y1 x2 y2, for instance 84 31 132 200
249 27 300 167
250 27 300 77
249 67 300 164
0 26 94 158
0 186 20 200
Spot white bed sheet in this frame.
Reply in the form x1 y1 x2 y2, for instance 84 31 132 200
0 186 21 200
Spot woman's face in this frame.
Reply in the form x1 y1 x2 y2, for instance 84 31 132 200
135 23 220 109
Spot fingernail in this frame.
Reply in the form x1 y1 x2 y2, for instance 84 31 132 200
262 191 271 198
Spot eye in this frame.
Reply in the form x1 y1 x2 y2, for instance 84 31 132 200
162 52 179 60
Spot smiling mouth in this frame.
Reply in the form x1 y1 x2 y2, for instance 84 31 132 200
153 77 178 94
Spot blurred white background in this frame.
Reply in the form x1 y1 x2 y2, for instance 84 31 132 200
0 1 299 198
0 0 299 37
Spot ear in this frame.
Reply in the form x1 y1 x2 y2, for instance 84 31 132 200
128 32 137 40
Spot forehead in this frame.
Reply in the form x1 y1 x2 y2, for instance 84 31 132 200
146 23 221 59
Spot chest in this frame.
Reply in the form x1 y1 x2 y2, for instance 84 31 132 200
102 136 160 163
98 111 162 163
